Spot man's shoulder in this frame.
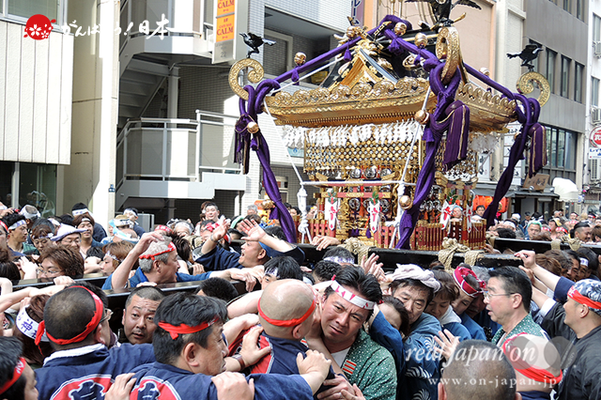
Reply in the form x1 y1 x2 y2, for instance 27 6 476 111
350 329 395 362
110 343 155 358
411 313 443 336
132 363 214 399
514 313 548 338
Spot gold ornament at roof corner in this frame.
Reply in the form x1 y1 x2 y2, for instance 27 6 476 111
516 71 551 107
436 27 462 85
228 58 265 101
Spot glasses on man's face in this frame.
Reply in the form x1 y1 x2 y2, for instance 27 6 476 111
483 291 515 300
37 268 60 277
101 309 113 323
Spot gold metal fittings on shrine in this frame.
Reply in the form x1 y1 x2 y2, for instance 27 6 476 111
435 27 462 85
228 58 265 101
516 71 551 107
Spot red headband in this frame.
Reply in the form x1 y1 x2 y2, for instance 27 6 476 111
139 242 176 261
0 220 7 232
502 334 563 385
0 357 26 395
453 267 485 297
158 316 219 340
35 286 104 346
154 225 172 234
257 298 316 327
568 286 601 310
204 223 216 232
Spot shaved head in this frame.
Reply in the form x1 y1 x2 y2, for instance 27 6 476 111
441 340 517 400
259 279 315 338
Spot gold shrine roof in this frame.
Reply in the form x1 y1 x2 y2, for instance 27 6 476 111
262 34 518 130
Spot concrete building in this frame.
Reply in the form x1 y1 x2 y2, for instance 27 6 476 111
0 0 356 227
0 1 73 217
584 1 601 212
517 0 588 218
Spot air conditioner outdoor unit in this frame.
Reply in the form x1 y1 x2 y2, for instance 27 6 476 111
593 107 601 124
595 41 601 58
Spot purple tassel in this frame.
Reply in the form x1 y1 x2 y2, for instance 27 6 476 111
388 38 401 55
234 114 253 174
442 101 470 169
291 68 300 86
344 45 352 63
528 123 546 176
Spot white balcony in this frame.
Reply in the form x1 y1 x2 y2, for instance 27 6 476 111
115 113 245 209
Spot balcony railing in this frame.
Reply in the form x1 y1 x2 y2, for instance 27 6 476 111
116 112 241 190
119 0 214 58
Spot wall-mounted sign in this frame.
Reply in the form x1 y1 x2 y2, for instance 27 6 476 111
213 0 248 64
522 173 549 191
591 126 601 147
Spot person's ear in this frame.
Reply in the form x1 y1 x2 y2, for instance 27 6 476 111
437 382 447 400
94 324 106 345
291 324 303 340
511 293 523 309
182 342 201 368
153 259 161 272
258 248 267 260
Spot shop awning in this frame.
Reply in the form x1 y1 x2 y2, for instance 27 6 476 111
552 177 579 202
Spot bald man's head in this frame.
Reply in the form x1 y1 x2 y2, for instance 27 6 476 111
440 340 518 400
258 279 315 339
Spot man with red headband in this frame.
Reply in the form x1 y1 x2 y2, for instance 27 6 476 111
35 286 156 399
239 279 323 375
519 249 601 400
306 267 396 400
103 234 254 290
131 292 332 400
0 337 38 400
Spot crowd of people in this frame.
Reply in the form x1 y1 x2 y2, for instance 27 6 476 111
474 207 601 244
0 199 600 400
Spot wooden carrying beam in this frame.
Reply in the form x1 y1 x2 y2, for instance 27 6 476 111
490 238 601 255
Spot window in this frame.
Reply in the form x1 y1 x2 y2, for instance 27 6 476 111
557 129 565 168
549 127 557 167
565 131 576 170
563 0 571 12
574 63 583 102
595 15 601 42
529 40 542 72
593 77 600 107
1 0 66 26
560 57 570 98
546 50 557 93
541 126 578 183
576 0 584 20
263 29 293 77
6 0 59 21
